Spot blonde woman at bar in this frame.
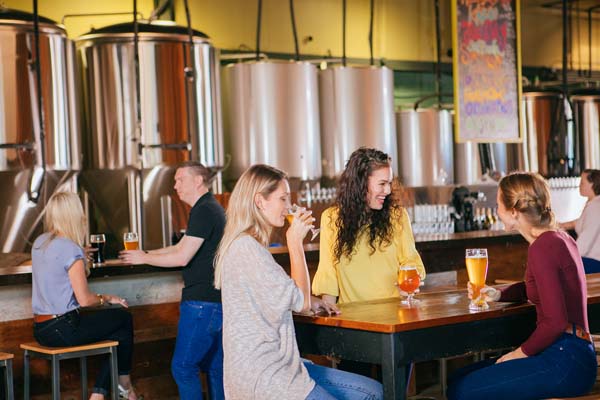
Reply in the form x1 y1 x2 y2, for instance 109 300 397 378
214 164 383 400
31 192 139 399
447 172 597 400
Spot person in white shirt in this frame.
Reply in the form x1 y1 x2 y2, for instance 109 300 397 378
560 169 600 273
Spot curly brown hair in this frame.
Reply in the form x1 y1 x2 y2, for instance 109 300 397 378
333 147 400 263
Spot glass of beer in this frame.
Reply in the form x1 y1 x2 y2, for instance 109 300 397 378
466 248 489 310
123 232 139 250
398 265 421 306
287 204 320 241
90 234 106 265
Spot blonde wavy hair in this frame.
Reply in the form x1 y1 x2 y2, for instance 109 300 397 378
499 172 556 229
213 164 287 289
43 191 87 247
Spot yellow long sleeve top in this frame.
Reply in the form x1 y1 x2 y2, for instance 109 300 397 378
312 206 425 304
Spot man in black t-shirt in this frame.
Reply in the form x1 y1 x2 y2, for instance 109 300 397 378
120 161 226 400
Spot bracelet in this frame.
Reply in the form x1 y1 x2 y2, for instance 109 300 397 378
97 293 105 306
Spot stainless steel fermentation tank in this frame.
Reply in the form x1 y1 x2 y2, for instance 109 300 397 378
319 65 397 178
571 90 600 169
396 108 454 186
221 60 322 184
77 21 223 253
0 9 81 252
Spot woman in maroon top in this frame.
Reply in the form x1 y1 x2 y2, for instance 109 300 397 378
447 172 597 400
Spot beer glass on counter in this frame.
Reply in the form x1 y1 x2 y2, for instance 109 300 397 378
286 204 320 241
123 232 139 250
466 248 489 310
90 234 106 265
398 265 421 306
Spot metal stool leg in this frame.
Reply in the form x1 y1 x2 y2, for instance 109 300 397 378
5 359 14 400
80 356 87 400
23 350 30 400
440 357 448 398
51 355 60 400
109 346 119 400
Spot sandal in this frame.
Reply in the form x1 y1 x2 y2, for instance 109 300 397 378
118 384 143 400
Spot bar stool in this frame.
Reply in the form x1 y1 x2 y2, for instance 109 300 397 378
21 340 119 400
0 352 14 400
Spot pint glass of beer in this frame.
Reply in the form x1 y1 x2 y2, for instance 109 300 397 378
123 232 139 250
398 265 421 307
90 234 106 265
465 248 489 310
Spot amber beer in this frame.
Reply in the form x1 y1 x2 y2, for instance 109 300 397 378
285 214 294 225
465 248 489 310
123 232 139 250
398 267 420 293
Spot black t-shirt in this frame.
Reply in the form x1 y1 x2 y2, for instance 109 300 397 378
181 192 226 303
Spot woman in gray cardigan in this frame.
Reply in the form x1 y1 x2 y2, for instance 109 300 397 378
214 164 383 400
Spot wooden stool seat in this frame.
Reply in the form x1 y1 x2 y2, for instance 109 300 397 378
21 340 119 400
21 340 118 355
0 351 14 400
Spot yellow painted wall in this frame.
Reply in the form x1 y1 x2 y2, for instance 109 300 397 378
3 0 600 68
2 0 155 38
172 0 450 63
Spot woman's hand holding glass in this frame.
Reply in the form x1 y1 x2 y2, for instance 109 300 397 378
285 205 316 243
287 204 320 241
467 282 501 303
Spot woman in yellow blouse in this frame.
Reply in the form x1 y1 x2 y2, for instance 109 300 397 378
313 147 425 305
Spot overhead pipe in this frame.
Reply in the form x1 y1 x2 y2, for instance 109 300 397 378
256 0 262 61
368 0 374 65
434 0 442 107
289 0 300 61
30 0 46 203
342 0 347 66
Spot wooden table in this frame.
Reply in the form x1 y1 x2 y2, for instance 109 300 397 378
294 275 600 400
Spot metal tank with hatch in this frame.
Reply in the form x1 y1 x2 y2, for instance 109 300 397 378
514 90 576 177
319 65 397 178
77 21 223 253
0 8 81 252
396 108 454 186
571 90 600 169
221 60 322 183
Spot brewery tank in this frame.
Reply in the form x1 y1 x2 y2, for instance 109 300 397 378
0 8 81 252
221 60 322 183
571 90 600 169
319 65 397 178
77 21 223 252
396 108 454 186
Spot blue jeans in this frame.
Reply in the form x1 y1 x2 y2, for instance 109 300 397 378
583 257 600 274
447 333 597 400
171 301 224 400
304 361 383 400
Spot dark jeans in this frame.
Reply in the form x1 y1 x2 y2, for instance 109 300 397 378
33 308 134 396
447 333 597 400
583 257 600 274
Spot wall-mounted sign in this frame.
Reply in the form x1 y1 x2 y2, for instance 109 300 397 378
452 0 522 143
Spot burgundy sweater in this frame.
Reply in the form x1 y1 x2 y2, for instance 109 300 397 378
499 230 589 356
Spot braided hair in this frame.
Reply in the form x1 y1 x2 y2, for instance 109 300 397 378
499 172 556 228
